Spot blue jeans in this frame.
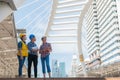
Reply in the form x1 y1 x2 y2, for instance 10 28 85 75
17 56 26 76
41 54 51 74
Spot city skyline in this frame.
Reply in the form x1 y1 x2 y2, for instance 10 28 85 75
1 0 120 78
52 59 66 77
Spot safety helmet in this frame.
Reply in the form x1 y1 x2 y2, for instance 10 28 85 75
29 34 35 40
19 33 26 38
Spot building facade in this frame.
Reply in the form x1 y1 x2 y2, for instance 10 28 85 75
0 15 18 78
85 0 120 68
0 0 27 78
52 59 66 77
52 59 59 77
59 62 66 77
84 0 100 68
70 54 78 77
96 0 120 66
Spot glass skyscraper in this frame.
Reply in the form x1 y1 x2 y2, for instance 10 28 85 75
59 62 66 77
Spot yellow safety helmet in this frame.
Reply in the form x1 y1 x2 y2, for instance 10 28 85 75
19 33 26 38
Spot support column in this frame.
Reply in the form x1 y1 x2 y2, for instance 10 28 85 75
77 0 94 77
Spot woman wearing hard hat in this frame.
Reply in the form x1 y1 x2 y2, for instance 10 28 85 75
27 34 38 78
17 33 28 77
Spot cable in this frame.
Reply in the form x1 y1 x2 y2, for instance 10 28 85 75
18 0 39 9
27 7 50 34
16 0 50 24
25 4 51 30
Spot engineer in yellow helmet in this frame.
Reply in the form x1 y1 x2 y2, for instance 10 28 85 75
17 33 28 77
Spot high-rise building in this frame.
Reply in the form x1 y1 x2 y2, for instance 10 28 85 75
83 0 100 68
59 62 66 77
116 0 120 25
96 0 120 66
84 0 120 68
52 59 59 77
52 59 67 78
71 54 78 77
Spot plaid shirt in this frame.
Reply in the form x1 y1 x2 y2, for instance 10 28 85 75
39 43 52 57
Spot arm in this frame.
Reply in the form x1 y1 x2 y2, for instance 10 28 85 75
27 43 38 52
46 43 52 52
39 46 43 54
27 43 32 52
18 42 23 59
39 45 46 54
32 44 38 52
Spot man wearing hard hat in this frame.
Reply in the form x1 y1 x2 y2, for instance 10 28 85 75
27 34 38 78
17 33 28 77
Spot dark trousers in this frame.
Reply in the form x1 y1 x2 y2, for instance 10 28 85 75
28 54 38 78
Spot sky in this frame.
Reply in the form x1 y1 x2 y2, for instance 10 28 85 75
14 0 89 77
